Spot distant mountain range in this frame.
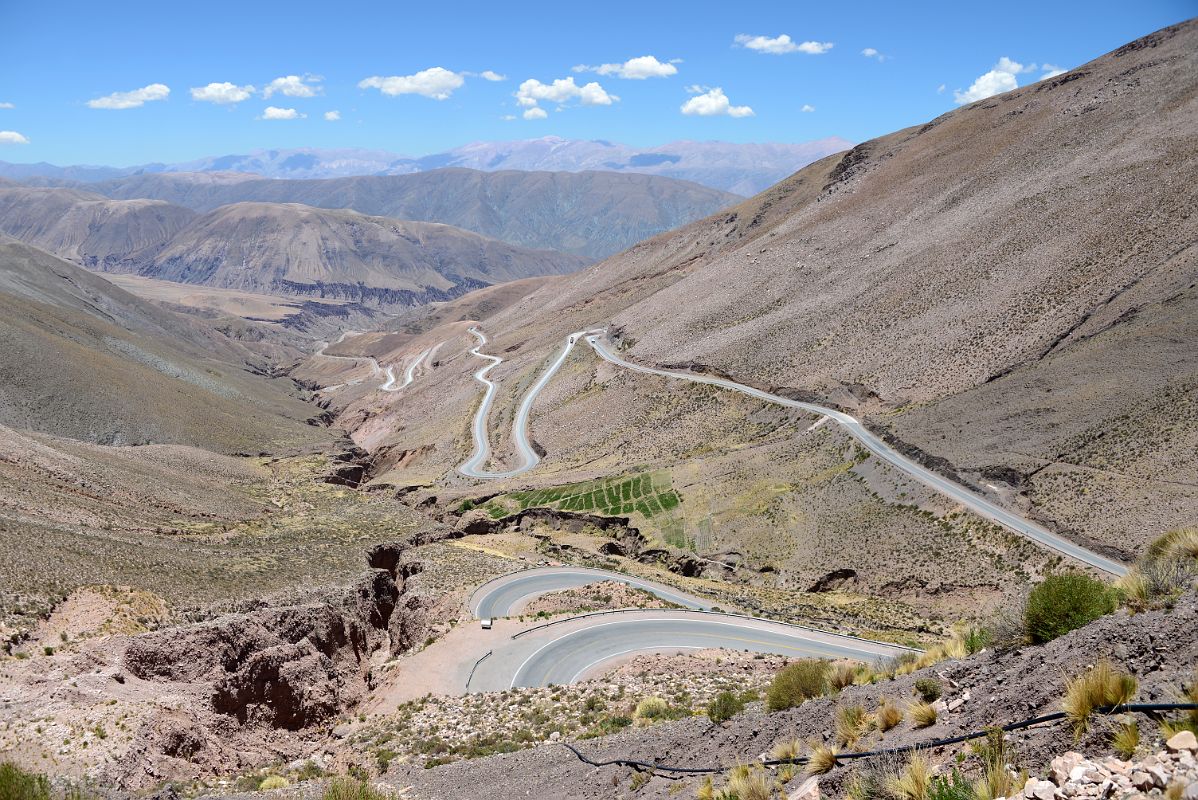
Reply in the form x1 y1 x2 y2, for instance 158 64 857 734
0 136 852 195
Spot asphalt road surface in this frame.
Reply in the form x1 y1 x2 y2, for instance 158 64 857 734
469 567 713 619
465 609 917 690
457 328 600 479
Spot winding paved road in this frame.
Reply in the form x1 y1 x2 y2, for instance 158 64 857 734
452 326 1126 576
316 336 440 394
583 334 1126 576
466 608 917 691
469 567 713 619
457 327 600 479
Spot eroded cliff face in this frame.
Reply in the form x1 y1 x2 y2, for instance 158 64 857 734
107 541 439 786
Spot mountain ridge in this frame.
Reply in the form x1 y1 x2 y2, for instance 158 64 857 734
0 136 852 195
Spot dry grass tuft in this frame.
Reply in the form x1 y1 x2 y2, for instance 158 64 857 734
836 704 870 747
876 697 903 732
909 700 938 729
830 662 859 691
1062 660 1137 734
721 765 776 800
806 744 839 775
769 738 803 761
887 753 933 800
1111 720 1139 759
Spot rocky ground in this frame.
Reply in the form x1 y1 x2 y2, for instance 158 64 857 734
191 588 1196 800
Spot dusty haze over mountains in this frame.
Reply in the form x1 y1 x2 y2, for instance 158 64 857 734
0 136 852 195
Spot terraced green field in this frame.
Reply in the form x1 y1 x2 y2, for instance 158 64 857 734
475 471 691 549
508 471 680 519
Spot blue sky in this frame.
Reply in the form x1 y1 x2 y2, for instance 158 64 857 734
0 0 1191 165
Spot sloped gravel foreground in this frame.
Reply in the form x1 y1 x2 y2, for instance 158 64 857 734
205 591 1196 800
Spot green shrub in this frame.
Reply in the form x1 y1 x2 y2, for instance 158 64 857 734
914 678 942 702
928 770 978 800
323 776 393 800
1024 573 1117 644
766 659 829 711
0 762 51 800
706 690 744 724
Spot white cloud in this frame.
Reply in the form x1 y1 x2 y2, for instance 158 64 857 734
264 74 321 98
480 70 506 81
501 114 517 121
0 102 13 109
862 47 886 62
735 34 832 55
1040 63 1067 79
260 106 304 120
0 130 29 144
515 76 617 115
191 82 255 104
576 55 678 79
937 84 946 94
87 83 170 110
953 55 1048 104
995 56 1036 74
323 110 340 121
801 104 815 112
680 87 753 118
953 69 1018 104
358 67 464 100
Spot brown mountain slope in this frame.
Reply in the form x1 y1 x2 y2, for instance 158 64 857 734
135 202 586 304
80 168 743 259
465 19 1198 559
0 240 331 452
0 185 194 268
331 20 1197 621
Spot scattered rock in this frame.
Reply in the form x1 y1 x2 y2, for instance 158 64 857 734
1168 730 1198 753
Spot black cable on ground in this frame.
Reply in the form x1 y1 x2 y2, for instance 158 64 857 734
560 703 1198 776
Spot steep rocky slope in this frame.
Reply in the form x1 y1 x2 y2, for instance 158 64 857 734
78 169 742 259
0 239 328 451
135 202 586 304
451 20 1198 561
0 185 194 267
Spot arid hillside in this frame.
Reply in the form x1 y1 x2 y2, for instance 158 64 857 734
0 185 194 267
75 168 742 259
0 239 330 452
463 20 1198 559
135 202 587 304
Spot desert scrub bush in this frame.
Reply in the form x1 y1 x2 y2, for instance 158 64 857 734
876 697 903 732
707 690 745 724
836 704 869 747
909 701 938 729
259 776 290 790
630 770 652 791
634 696 681 724
1119 528 1198 612
766 659 829 711
806 744 839 775
928 770 977 800
323 776 394 800
888 753 933 800
1062 660 1137 734
0 762 51 800
914 678 942 702
1024 573 1117 644
1111 720 1139 759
